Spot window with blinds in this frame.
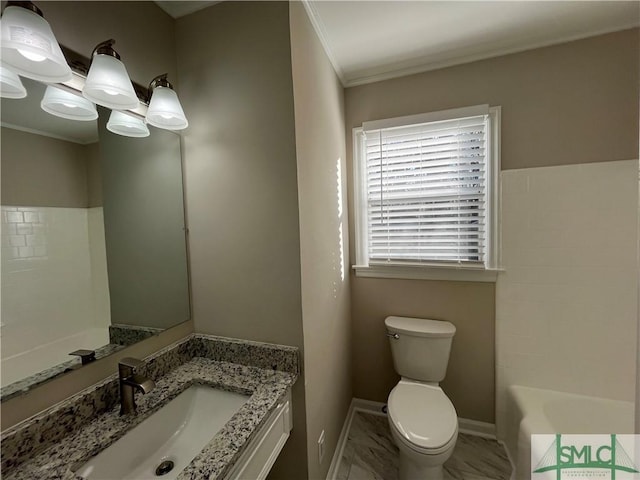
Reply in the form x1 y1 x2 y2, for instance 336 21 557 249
354 105 500 273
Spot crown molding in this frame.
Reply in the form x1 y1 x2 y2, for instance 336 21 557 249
342 23 639 87
300 0 346 86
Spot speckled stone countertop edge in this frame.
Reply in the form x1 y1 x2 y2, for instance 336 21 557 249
3 358 297 480
1 331 299 405
1 332 298 437
0 343 125 402
1 333 300 478
195 333 300 375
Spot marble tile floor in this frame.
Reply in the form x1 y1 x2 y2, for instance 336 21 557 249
335 411 512 480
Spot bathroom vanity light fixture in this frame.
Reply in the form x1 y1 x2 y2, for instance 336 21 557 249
146 74 188 130
107 110 150 138
0 65 27 99
83 39 138 111
0 1 72 83
41 85 98 121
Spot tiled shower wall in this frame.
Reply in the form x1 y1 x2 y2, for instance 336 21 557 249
87 208 110 328
1 206 110 375
495 159 638 438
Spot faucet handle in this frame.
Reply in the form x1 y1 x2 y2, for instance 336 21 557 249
118 357 146 378
69 349 96 365
119 357 144 369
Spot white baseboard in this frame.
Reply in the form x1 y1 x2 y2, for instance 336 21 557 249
326 399 357 480
326 398 498 479
458 417 497 439
351 398 387 415
500 439 517 480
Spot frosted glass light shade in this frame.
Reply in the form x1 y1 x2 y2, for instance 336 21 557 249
0 5 72 83
146 86 188 130
107 111 149 138
41 85 98 121
83 54 138 110
0 65 27 98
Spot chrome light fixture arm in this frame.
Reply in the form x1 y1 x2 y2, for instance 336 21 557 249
148 73 172 97
5 1 42 17
91 39 120 61
146 73 188 130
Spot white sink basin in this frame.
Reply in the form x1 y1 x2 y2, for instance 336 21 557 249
76 385 250 480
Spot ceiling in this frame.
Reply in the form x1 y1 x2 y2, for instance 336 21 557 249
154 1 639 87
304 1 640 86
155 1 219 18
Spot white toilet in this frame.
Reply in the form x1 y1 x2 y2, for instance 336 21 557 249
385 316 458 480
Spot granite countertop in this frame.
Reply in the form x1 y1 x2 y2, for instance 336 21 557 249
0 342 125 402
1 335 299 480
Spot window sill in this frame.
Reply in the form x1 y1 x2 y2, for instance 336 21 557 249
352 264 500 283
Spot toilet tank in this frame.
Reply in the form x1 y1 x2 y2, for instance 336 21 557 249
385 316 456 383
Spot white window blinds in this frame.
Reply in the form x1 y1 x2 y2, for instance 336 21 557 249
362 113 489 266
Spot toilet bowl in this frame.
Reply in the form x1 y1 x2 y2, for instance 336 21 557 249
385 316 458 480
388 379 458 480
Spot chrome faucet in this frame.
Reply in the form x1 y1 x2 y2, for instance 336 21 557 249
118 357 155 415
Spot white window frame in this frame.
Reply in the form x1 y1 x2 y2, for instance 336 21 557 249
352 105 501 282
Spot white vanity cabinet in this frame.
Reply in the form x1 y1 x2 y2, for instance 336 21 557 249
225 388 293 480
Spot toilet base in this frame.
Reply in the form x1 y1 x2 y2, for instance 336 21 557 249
399 454 444 480
390 414 456 480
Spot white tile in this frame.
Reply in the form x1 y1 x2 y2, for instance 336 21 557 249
15 224 32 235
9 235 26 247
18 246 34 258
496 160 638 434
23 211 39 223
25 234 45 247
3 223 17 235
500 334 548 358
338 412 511 480
5 211 23 223
1 206 101 368
2 246 19 260
501 171 529 196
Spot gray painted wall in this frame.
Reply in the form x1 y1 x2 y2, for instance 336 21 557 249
1 127 91 208
175 3 308 478
41 1 177 88
98 112 190 330
345 28 639 423
290 3 352 479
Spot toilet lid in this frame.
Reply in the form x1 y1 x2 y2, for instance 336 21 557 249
388 381 458 451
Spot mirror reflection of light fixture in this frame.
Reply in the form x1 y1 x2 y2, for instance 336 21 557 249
0 65 27 98
83 39 138 111
146 74 188 131
40 85 98 121
0 1 72 83
107 110 150 138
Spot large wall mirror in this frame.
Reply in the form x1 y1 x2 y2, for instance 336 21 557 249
0 75 191 400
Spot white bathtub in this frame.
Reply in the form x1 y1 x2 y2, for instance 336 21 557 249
505 385 634 480
1 327 110 387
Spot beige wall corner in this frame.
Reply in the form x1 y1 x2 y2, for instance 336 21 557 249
1 320 194 432
39 1 177 87
175 2 308 478
351 279 496 422
637 158 640 434
345 28 639 172
175 0 303 349
345 28 639 424
1 128 89 208
290 2 352 478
